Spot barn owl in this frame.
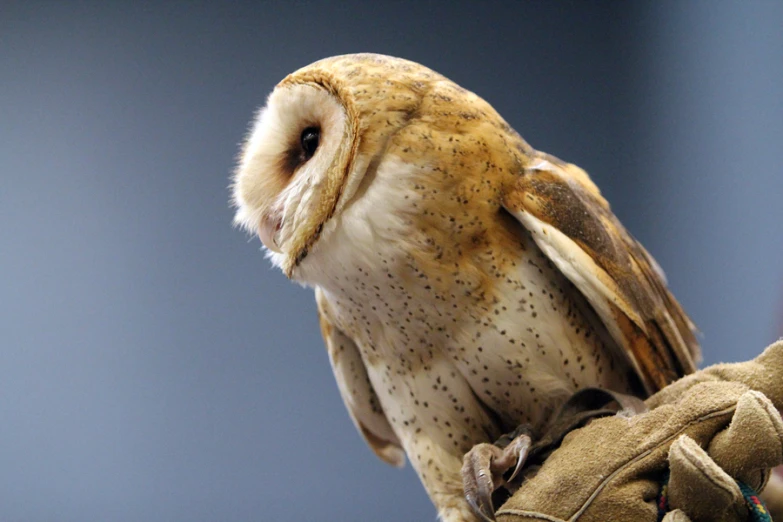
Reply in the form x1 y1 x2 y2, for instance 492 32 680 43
232 54 700 522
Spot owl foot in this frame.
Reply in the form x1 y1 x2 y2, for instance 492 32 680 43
461 427 533 522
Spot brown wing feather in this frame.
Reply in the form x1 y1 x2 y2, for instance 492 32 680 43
503 153 700 394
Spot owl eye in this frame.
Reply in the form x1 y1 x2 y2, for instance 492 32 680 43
300 127 320 160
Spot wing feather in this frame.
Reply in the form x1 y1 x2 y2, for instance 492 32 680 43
502 155 700 393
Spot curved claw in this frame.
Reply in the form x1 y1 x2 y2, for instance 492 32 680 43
472 497 497 522
462 443 498 521
506 435 532 483
462 433 532 521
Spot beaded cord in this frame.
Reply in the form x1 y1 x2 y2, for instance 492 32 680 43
657 471 771 522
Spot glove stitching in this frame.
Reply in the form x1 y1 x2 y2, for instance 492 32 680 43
496 405 737 521
673 434 744 517
567 406 737 520
489 509 568 522
750 391 783 464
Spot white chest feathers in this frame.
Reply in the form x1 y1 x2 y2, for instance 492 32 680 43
289 154 632 439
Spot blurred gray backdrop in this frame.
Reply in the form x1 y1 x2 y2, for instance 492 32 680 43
2 1 782 521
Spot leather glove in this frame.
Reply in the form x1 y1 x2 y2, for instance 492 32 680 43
495 340 783 522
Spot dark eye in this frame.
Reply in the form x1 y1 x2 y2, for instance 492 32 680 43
300 126 320 160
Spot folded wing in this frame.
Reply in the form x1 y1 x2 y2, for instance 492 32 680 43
502 154 700 394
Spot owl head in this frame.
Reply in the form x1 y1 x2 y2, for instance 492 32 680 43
232 53 525 278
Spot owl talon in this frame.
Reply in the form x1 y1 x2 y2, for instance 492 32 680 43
463 443 499 521
462 433 532 521
506 434 532 483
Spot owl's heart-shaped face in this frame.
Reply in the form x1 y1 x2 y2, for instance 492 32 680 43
232 82 352 274
232 53 477 278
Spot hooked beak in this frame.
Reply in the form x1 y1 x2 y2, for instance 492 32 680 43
258 215 283 253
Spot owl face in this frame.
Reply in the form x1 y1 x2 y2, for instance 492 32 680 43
232 81 354 275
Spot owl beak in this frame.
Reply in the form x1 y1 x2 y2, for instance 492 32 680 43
258 215 283 253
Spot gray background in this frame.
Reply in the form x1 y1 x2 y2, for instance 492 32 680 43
2 2 782 521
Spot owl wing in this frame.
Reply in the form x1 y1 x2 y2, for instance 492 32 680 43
502 153 700 394
315 288 405 467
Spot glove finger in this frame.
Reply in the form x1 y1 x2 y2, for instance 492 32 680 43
647 341 783 410
668 435 746 522
708 390 783 490
662 509 692 522
707 341 783 409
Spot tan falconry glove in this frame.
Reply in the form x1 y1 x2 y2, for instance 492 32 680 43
494 340 783 522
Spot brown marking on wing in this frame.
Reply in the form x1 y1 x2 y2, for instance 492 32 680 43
503 155 700 393
611 304 679 390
